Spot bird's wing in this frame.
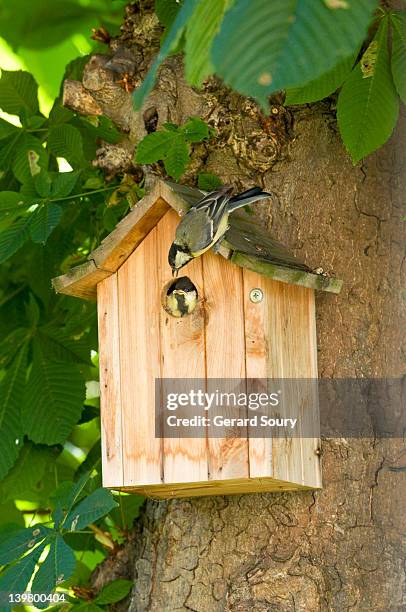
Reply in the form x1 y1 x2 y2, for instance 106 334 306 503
191 186 233 234
176 208 216 253
228 187 272 211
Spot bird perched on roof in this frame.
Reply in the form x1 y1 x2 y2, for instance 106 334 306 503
165 277 198 318
168 185 271 276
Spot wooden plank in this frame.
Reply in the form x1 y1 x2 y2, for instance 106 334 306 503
156 209 208 484
97 273 123 487
114 475 317 499
117 227 162 485
159 181 202 214
92 194 170 272
52 260 110 300
243 272 321 488
243 271 293 482
279 284 321 488
203 250 249 481
242 270 273 480
232 251 342 294
53 178 341 301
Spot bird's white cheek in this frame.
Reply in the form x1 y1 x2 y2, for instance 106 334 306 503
175 252 192 268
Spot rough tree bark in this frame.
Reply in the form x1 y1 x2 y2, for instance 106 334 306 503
68 3 406 610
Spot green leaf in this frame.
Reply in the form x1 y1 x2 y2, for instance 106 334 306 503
162 122 180 132
185 0 229 86
0 118 19 140
0 132 22 174
64 472 92 513
133 0 200 109
0 344 27 480
49 98 74 126
64 488 118 531
0 442 52 503
34 170 52 198
391 12 406 104
135 131 175 164
30 203 63 244
0 0 96 51
182 117 210 142
0 524 52 565
155 0 181 27
48 124 84 166
163 135 189 180
37 325 92 365
212 0 378 108
12 134 49 183
197 172 222 191
0 191 31 214
26 293 40 327
0 214 34 263
0 70 39 116
31 535 76 598
0 542 46 602
109 494 144 529
337 17 399 163
53 473 91 528
0 501 24 528
0 328 30 368
51 170 81 198
285 54 355 105
74 604 104 612
23 115 47 130
23 342 85 445
95 579 133 605
78 115 121 145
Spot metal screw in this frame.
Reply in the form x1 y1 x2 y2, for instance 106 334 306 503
249 288 263 303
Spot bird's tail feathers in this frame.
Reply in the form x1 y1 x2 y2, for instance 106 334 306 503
228 187 272 211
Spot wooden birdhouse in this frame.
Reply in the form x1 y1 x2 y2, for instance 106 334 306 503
53 179 342 498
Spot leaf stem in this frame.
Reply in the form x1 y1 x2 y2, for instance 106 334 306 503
50 186 117 203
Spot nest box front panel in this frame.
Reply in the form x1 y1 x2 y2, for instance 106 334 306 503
97 208 321 496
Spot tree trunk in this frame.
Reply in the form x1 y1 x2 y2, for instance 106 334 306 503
77 4 405 610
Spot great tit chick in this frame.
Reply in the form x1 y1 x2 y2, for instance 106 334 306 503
165 277 198 318
168 185 271 276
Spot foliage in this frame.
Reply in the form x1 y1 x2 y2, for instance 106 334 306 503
0 0 127 100
0 472 135 609
197 173 223 191
139 1 406 163
0 0 405 605
0 47 142 610
135 117 211 180
337 15 399 163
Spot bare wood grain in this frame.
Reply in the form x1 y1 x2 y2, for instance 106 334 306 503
114 476 315 498
52 260 110 300
242 270 272 479
203 252 249 480
117 226 162 485
92 194 170 272
243 272 321 488
97 273 123 487
156 210 208 485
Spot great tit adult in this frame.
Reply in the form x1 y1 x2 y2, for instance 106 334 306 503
165 277 198 318
168 185 271 275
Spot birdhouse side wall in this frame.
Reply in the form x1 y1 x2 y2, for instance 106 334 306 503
97 209 321 495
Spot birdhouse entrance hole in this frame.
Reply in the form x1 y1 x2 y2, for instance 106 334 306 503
163 276 198 318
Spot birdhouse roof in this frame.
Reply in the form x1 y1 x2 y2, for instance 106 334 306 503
52 178 342 300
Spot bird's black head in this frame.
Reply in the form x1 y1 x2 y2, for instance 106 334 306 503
166 276 196 295
168 242 193 276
